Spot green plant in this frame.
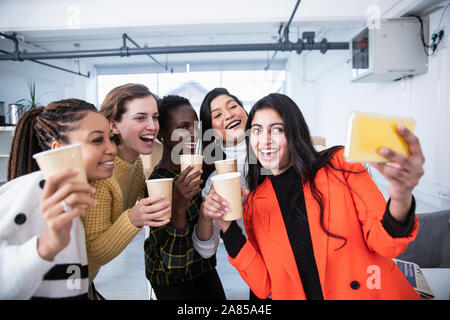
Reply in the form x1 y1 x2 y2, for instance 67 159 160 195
15 80 40 110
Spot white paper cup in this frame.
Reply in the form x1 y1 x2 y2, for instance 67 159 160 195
33 143 87 186
211 172 242 221
146 178 173 221
214 158 237 175
180 154 203 182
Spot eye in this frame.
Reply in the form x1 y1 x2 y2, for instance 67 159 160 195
152 114 159 120
135 115 146 121
251 128 261 135
229 105 237 110
272 127 284 134
213 113 221 119
91 137 104 144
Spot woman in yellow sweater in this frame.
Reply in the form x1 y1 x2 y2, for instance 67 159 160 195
82 84 170 298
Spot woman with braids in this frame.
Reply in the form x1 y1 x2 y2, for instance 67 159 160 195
81 83 169 298
0 99 116 299
202 93 425 300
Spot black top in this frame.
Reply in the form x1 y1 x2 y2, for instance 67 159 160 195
268 165 324 299
221 165 416 299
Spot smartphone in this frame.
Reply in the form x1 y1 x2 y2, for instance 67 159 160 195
344 112 416 162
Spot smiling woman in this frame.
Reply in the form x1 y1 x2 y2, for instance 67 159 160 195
81 83 171 299
1 99 112 299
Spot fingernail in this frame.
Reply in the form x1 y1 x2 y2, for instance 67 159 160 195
380 148 389 155
72 168 80 173
398 124 406 131
91 187 96 193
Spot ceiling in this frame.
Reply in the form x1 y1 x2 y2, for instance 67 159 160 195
0 0 446 74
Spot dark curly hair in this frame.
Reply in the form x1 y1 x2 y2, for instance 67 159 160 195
158 94 193 130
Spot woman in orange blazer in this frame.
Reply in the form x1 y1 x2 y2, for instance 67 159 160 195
202 93 424 300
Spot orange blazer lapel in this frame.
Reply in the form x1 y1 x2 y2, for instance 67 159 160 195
255 178 304 293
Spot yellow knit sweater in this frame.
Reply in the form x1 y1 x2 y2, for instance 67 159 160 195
82 156 146 282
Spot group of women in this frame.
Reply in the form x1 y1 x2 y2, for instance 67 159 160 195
0 83 425 300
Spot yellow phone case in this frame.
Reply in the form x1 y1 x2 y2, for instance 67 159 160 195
344 112 416 162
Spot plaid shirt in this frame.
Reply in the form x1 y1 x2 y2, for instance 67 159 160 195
144 165 216 286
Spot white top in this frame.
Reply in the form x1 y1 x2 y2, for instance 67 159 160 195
194 139 248 258
0 171 88 299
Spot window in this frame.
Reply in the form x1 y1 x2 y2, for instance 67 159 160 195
97 70 286 113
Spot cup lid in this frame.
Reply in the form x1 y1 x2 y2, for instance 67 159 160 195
214 158 237 164
211 172 241 181
145 178 174 183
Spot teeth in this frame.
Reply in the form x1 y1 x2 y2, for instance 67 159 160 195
141 135 154 140
226 120 240 129
260 149 278 154
103 161 114 165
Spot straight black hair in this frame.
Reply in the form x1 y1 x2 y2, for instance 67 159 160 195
199 88 245 180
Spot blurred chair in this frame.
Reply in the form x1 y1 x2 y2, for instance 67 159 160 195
396 210 450 268
311 136 326 152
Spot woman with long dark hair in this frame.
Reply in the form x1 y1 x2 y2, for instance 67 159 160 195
203 93 424 299
194 88 248 254
193 88 261 299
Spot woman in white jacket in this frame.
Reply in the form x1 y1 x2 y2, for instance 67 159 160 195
0 99 116 299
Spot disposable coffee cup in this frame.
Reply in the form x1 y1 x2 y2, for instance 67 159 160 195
180 154 203 182
211 172 242 221
33 144 88 209
146 178 173 221
214 159 237 175
33 143 87 186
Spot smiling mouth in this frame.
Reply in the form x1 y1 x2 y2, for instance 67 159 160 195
225 120 241 130
259 149 279 161
99 160 114 168
140 134 154 144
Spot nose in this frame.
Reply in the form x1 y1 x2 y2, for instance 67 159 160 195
106 138 118 156
145 118 157 132
223 108 234 121
259 129 272 148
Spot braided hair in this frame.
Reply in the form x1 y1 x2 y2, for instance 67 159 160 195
7 99 98 181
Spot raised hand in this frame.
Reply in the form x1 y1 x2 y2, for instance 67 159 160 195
38 168 97 261
128 194 171 227
202 185 249 232
171 165 203 229
370 125 425 223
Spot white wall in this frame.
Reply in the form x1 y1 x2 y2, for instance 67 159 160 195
286 7 450 212
0 0 387 31
0 40 96 182
0 40 97 111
